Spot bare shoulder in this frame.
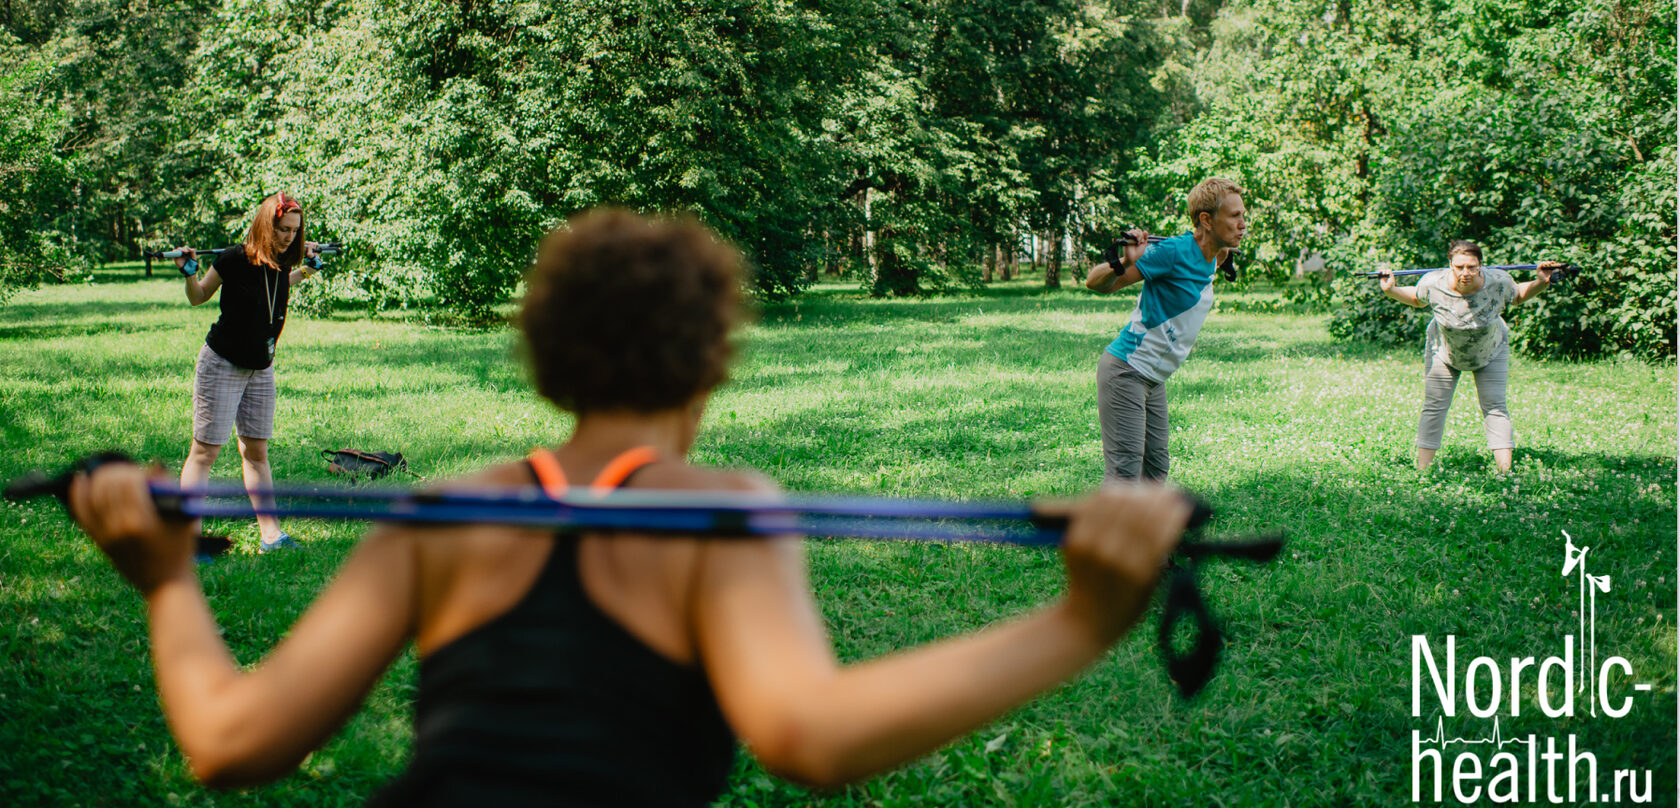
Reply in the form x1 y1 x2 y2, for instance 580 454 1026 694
397 460 552 568
629 463 782 495
421 459 537 493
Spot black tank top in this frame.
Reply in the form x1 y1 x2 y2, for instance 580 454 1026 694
369 451 737 806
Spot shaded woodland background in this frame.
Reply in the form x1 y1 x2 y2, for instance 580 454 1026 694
1 0 1673 357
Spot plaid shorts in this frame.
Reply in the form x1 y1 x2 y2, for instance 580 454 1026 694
192 344 275 445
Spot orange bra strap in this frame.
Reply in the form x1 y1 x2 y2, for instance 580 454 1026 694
589 446 660 494
527 449 569 497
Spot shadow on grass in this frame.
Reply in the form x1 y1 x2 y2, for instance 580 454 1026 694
0 298 179 330
0 320 179 341
2 336 1672 808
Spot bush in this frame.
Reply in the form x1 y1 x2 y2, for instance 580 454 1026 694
0 43 91 305
1327 273 1430 346
1362 92 1675 362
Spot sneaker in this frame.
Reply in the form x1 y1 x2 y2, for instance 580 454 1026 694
259 531 302 554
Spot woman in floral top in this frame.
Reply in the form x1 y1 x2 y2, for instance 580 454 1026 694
1379 240 1561 473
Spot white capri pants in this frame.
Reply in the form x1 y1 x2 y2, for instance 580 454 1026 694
1415 342 1513 451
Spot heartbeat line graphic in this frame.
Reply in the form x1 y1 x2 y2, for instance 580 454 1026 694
1419 716 1535 752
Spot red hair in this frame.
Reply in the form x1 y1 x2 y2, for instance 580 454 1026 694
243 192 306 271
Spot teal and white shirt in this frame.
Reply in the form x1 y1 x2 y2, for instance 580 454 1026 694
1104 234 1217 383
1415 269 1519 371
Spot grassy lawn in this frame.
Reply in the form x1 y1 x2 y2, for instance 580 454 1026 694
1 269 1673 806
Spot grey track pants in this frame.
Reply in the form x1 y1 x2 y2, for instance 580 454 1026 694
1097 352 1169 482
1415 344 1514 451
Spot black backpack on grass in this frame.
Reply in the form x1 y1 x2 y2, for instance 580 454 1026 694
322 449 422 482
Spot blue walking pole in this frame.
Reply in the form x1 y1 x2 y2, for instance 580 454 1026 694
7 452 1285 698
1354 263 1581 280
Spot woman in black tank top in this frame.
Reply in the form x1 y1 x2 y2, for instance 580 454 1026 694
64 210 1191 804
173 192 325 552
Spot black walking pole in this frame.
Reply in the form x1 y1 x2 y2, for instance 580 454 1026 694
1104 229 1242 282
143 243 345 261
144 243 345 277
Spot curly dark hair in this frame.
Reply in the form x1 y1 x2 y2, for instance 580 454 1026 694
521 209 744 414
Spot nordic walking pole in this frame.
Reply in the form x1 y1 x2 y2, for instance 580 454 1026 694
144 243 344 276
7 453 1284 697
1105 229 1242 282
1354 262 1581 280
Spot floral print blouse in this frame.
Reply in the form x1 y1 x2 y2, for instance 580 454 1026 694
1415 268 1519 371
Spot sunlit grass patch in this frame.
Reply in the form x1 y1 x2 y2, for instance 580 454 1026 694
1 276 1673 806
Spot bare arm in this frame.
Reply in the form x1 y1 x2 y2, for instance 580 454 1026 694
1086 261 1142 293
69 465 418 788
185 267 222 306
288 242 321 286
1379 272 1424 307
1087 228 1148 294
696 483 1186 788
1512 263 1557 304
175 247 222 306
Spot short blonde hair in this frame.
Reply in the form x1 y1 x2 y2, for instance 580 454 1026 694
1187 177 1244 230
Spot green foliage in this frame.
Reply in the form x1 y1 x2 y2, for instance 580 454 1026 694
782 0 1177 297
1326 275 1430 346
1276 273 1335 312
168 0 886 316
1140 0 1676 361
24 0 218 260
1371 72 1675 360
0 39 91 304
4 0 1672 345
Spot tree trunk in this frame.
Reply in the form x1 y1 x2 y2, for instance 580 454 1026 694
869 227 918 297
1044 228 1063 288
861 188 878 287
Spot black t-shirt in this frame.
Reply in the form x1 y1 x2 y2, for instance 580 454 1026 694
204 247 290 370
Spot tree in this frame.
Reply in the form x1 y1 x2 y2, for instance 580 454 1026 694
0 37 86 304
1136 0 1674 359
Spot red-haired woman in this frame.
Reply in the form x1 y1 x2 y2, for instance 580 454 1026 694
69 209 1189 805
173 192 324 554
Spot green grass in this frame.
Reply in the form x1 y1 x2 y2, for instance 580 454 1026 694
1 274 1673 806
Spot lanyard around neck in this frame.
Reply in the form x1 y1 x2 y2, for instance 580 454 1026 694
262 263 280 329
